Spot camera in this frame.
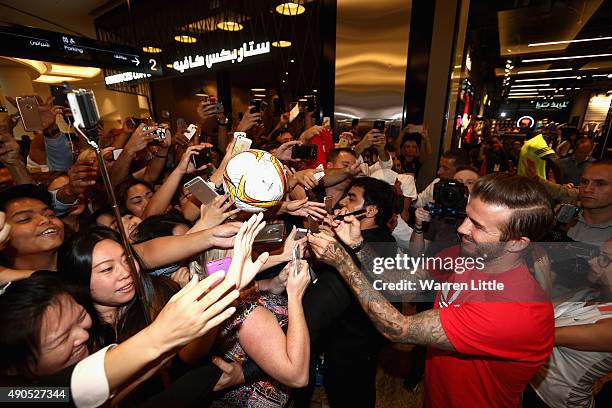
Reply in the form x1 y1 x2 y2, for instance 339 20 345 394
425 179 468 218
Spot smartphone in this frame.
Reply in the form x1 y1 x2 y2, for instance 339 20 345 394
308 216 320 233
373 120 385 132
322 116 331 129
294 227 308 241
324 196 333 214
289 103 300 123
556 203 580 224
0 105 8 122
184 124 197 141
206 257 232 276
50 85 70 108
407 124 423 133
184 176 218 205
191 148 212 168
16 96 43 131
254 222 285 244
129 117 149 129
152 126 167 142
351 118 359 128
232 132 252 156
249 99 262 114
112 149 123 161
291 144 317 160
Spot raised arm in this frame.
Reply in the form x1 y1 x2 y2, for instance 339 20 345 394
554 318 612 352
134 222 241 269
308 232 453 350
238 260 311 388
142 144 211 218
109 124 157 186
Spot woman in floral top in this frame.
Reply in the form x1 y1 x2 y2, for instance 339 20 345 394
210 214 312 407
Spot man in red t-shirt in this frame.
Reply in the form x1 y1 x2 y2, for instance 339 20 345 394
309 173 555 407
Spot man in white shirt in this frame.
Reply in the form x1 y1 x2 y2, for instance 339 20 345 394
415 150 471 208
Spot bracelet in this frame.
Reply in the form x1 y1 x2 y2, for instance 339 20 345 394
350 240 365 253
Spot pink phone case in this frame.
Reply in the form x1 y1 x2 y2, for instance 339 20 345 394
206 257 232 276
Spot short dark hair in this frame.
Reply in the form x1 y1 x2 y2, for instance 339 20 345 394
471 173 553 241
441 150 471 167
0 184 53 212
0 271 72 381
133 211 191 243
454 165 480 175
347 177 396 228
327 147 357 164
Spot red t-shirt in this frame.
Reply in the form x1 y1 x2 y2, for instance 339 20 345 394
425 246 554 408
304 128 334 169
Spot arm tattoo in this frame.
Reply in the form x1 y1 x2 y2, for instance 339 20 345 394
330 242 455 351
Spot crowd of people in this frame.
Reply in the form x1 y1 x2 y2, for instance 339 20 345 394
0 92 610 407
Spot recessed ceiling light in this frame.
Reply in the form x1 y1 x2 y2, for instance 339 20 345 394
174 35 197 43
512 83 550 87
272 41 292 48
275 2 305 16
254 94 267 98
217 21 243 31
166 64 173 68
522 53 612 63
515 76 577 82
290 59 295 63
516 68 572 75
48 64 101 78
142 46 162 53
528 36 612 47
251 88 266 92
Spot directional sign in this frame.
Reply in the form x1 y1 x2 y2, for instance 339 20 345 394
0 23 161 76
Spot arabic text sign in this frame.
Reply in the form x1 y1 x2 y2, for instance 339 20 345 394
535 101 569 110
172 41 271 73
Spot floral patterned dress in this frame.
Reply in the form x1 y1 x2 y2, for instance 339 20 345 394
211 286 290 407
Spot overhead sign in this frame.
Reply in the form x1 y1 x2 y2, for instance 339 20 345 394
535 100 569 110
172 41 270 73
105 72 152 85
0 23 161 76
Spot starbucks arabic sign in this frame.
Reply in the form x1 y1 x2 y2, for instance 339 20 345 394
535 100 569 110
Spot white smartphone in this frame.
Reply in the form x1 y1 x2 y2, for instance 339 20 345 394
184 176 219 205
184 124 197 140
232 132 252 156
289 103 300 123
407 124 423 133
112 149 123 161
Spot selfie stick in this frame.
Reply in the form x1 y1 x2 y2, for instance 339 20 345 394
68 89 151 324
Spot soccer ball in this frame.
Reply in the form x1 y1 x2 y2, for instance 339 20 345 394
223 149 286 213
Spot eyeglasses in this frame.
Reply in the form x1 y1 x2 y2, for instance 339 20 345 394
597 252 611 268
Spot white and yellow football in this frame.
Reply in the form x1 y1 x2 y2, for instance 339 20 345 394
223 149 286 213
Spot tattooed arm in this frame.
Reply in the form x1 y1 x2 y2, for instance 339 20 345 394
308 233 455 350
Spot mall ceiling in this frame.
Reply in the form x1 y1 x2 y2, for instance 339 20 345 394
467 0 612 103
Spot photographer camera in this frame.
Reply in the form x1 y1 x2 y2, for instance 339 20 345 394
410 166 479 257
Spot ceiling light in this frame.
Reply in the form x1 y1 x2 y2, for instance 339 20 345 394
592 74 609 77
48 64 101 78
282 79 286 83
290 59 295 63
576 76 582 79
34 75 79 83
522 53 612 63
272 40 292 48
528 36 612 47
285 71 289 75
512 83 550 87
517 68 572 75
195 88 208 96
166 64 173 68
299 98 307 102
174 35 197 43
313 89 317 92
574 87 580 90
515 76 577 82
275 2 305 16
217 21 243 31
142 46 162 53
509 92 539 96
251 88 266 92
253 94 267 98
